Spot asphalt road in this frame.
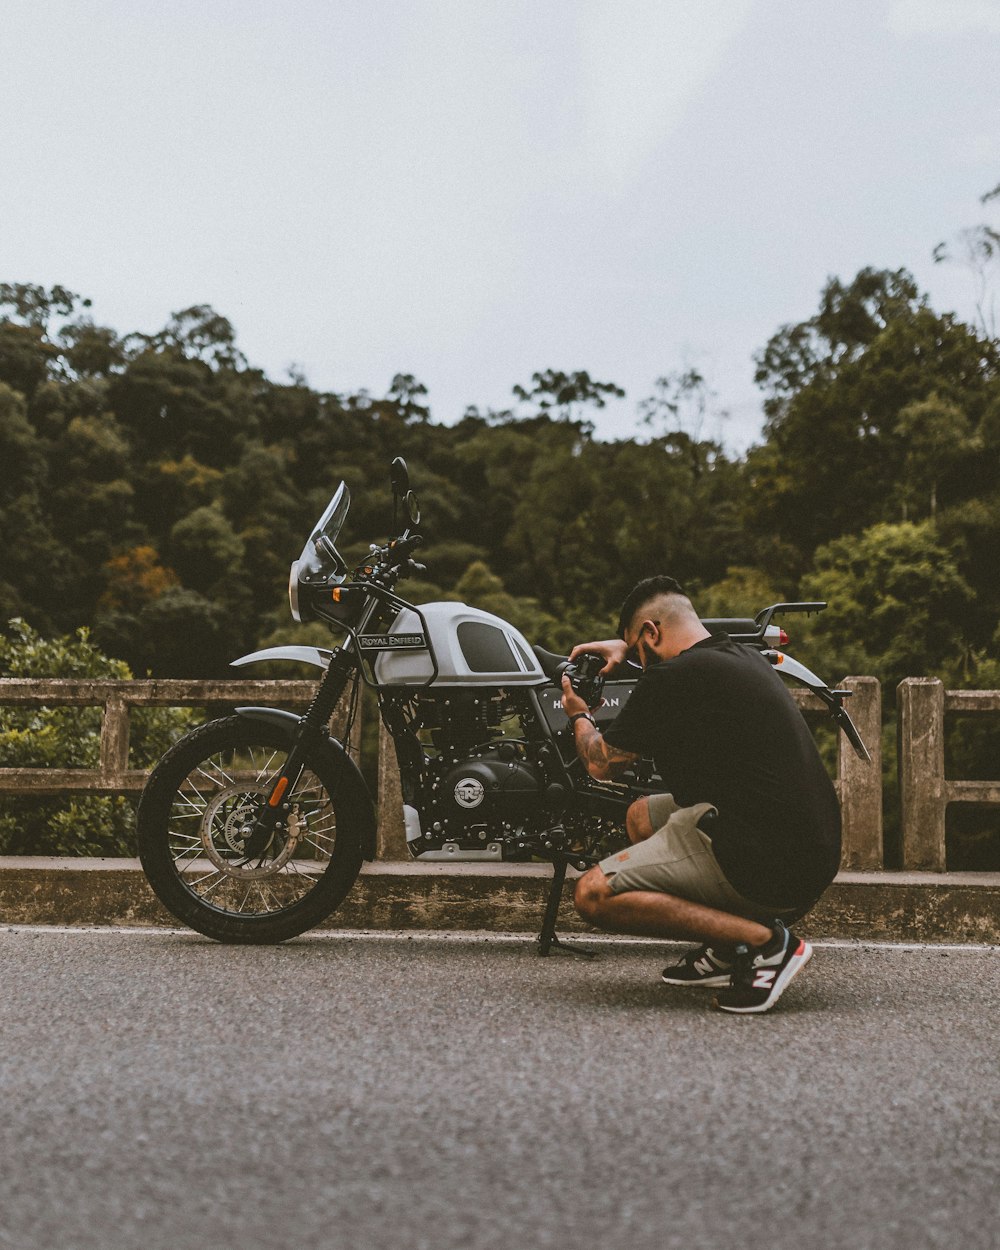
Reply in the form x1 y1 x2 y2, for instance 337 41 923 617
1 927 997 1250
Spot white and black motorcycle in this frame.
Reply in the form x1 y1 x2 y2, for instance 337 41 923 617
137 458 869 948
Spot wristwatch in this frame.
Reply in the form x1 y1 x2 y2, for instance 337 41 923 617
568 712 596 728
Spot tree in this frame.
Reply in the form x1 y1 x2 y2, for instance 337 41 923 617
894 393 978 519
98 590 250 678
933 182 1000 340
99 546 178 612
696 566 782 619
746 268 999 555
512 369 625 425
638 367 728 443
802 521 976 688
142 304 247 370
0 284 93 397
385 373 430 423
169 505 245 592
110 347 256 467
0 283 87 328
58 318 127 378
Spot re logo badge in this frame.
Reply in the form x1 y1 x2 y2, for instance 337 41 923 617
454 778 486 808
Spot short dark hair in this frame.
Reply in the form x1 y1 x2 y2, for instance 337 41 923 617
617 575 687 639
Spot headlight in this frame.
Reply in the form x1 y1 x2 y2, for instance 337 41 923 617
288 561 301 622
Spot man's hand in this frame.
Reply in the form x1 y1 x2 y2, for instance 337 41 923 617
560 673 592 719
561 675 640 780
568 638 628 676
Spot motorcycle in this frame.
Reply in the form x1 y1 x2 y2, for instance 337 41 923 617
136 457 870 948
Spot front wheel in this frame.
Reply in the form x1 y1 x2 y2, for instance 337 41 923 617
137 716 364 943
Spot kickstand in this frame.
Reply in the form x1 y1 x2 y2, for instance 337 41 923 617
537 859 599 959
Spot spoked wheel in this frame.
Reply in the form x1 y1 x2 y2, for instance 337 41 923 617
137 716 364 943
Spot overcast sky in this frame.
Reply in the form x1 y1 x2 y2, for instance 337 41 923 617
2 0 998 450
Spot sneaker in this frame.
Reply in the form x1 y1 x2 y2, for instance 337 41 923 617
714 922 813 1014
661 944 733 987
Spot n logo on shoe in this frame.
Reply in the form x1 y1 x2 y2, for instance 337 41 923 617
694 956 716 976
753 969 777 989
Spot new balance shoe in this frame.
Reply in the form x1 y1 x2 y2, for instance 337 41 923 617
661 944 733 988
714 922 813 1014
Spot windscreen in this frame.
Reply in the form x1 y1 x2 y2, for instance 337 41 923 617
296 482 351 581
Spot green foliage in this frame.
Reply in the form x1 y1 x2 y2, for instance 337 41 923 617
894 393 978 520
169 505 244 591
802 521 976 689
1 260 999 859
697 567 783 620
0 619 192 855
748 267 999 556
511 369 625 424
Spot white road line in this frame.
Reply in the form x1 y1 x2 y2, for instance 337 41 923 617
2 925 998 952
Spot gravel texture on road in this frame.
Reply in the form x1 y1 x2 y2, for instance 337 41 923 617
1 928 997 1250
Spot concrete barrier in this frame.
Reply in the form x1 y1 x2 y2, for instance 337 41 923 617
2 858 998 944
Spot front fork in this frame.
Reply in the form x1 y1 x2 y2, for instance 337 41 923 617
239 647 357 862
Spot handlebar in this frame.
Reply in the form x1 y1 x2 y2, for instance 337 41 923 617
354 532 424 585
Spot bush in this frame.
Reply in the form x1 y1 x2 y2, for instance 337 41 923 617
0 618 191 855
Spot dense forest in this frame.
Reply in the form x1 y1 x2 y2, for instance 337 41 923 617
2 261 999 692
3 214 1000 864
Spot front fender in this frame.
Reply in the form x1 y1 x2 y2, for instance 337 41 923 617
235 706 376 860
231 646 333 670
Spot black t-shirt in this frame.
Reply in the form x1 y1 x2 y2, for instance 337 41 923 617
603 634 841 909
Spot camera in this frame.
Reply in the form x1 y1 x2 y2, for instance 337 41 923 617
560 652 606 710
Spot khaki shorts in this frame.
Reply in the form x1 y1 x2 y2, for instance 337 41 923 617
598 794 786 924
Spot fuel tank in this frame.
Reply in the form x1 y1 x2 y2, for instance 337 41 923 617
374 602 546 687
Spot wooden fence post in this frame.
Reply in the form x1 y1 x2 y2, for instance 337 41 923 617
838 676 883 869
376 721 408 860
99 693 131 790
898 677 946 870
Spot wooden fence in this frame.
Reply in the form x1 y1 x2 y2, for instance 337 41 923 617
10 674 1000 870
898 677 1000 871
0 679 342 796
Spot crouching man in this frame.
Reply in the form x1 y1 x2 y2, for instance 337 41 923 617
561 576 841 1014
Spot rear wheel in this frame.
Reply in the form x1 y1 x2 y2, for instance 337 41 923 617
137 716 364 943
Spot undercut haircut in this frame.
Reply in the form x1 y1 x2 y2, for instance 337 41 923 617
617 575 689 639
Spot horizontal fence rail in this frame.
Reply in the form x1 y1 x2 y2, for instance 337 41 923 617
899 678 1000 871
0 679 350 797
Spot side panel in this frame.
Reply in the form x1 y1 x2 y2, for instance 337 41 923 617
234 706 377 860
375 602 546 687
533 678 639 735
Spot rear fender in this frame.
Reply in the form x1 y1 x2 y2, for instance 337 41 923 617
763 653 872 763
763 650 829 694
235 706 377 859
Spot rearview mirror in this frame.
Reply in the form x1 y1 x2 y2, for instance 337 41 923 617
390 457 410 497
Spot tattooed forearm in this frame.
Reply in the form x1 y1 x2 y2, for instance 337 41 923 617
573 721 640 781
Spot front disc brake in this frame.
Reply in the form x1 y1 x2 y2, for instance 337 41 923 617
200 784 302 879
